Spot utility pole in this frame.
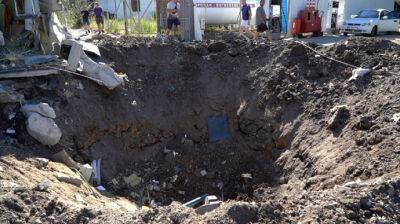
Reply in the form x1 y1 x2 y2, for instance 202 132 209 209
123 0 129 34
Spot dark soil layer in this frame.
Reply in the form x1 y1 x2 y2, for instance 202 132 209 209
1 34 399 223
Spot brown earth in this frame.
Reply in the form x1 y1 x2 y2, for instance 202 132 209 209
0 34 399 223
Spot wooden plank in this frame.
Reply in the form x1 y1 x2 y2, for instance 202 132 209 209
0 69 60 79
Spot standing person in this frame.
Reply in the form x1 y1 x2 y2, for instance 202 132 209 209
81 8 91 34
255 0 272 41
240 0 252 35
93 3 104 34
166 0 181 36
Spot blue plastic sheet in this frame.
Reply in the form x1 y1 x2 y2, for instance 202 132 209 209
208 116 231 142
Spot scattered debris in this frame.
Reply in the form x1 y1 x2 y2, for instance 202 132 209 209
349 68 370 82
96 185 106 191
392 113 400 123
200 170 207 177
55 174 83 187
207 41 227 52
183 194 209 208
33 158 50 169
241 173 253 179
5 128 15 135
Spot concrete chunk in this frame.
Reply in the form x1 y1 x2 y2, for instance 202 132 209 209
195 201 221 215
68 42 83 71
26 113 62 146
56 174 82 186
21 103 56 119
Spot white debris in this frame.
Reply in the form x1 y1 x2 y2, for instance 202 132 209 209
79 164 93 182
21 103 56 119
392 113 400 123
349 68 370 82
6 128 15 134
96 185 106 191
200 170 207 176
26 113 62 146
241 173 253 179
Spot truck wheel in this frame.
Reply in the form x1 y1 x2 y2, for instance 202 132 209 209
343 32 348 36
371 26 378 36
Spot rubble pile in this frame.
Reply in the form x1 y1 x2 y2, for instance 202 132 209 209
0 35 399 223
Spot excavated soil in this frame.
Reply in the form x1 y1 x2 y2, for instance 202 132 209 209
0 34 400 223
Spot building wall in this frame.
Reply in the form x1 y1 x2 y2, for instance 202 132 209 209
99 0 156 19
337 0 395 27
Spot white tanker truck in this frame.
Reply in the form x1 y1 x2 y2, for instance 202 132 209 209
193 0 263 40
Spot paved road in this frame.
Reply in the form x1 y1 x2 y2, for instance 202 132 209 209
288 34 400 46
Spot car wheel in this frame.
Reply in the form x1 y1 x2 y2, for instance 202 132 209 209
370 26 378 36
343 32 348 36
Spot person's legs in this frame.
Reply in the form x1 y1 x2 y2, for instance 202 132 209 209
174 18 181 37
166 18 173 36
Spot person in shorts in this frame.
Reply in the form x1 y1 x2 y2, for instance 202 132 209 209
166 0 181 36
81 8 91 34
255 0 272 41
240 0 252 35
93 3 104 34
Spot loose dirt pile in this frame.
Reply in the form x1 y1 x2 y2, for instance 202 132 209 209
0 34 399 223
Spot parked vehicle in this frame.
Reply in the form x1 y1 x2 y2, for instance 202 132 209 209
341 9 400 36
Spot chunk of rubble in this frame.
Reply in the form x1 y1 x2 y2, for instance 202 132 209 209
26 113 62 146
349 68 370 82
55 174 83 186
195 195 221 215
21 103 56 119
392 113 400 123
328 105 350 130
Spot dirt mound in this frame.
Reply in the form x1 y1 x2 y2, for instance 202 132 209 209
1 35 399 223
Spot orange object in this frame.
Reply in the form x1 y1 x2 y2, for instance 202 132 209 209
292 8 323 37
293 19 302 34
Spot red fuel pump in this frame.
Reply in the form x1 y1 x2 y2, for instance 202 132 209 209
292 8 323 37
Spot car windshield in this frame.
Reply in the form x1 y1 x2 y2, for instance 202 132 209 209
356 10 379 18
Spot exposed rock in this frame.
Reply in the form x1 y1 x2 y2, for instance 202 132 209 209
25 113 62 146
55 174 83 186
328 105 350 131
21 103 56 119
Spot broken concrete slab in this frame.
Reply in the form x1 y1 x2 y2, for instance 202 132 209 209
55 174 82 186
80 52 124 90
52 150 79 170
67 42 83 71
25 113 62 146
62 39 101 57
21 103 56 119
79 164 93 182
0 84 25 103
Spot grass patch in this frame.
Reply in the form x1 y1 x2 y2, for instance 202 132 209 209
89 18 157 36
